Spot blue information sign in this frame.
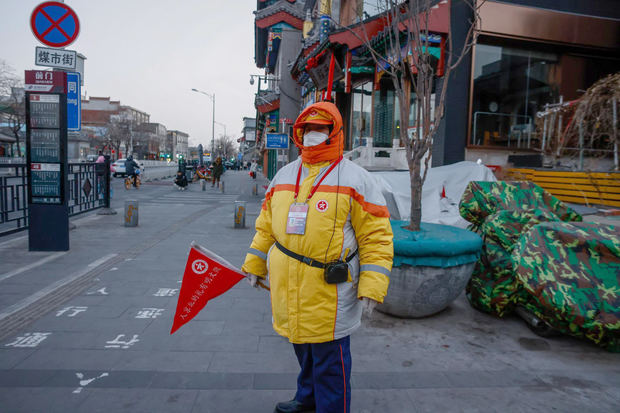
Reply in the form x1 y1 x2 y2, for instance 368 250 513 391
266 133 289 149
66 72 80 131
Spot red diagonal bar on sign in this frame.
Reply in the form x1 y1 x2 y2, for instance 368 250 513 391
39 8 72 40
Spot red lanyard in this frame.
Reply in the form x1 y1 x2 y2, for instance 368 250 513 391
294 157 343 201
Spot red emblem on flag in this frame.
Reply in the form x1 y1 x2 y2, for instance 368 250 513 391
170 242 245 334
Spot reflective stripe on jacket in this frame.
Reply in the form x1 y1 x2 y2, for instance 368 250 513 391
242 157 393 344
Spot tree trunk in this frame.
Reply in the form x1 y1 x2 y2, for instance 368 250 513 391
407 159 422 231
13 131 22 157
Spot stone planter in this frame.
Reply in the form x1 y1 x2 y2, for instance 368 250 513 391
377 221 482 318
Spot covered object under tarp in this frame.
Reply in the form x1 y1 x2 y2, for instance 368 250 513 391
513 222 620 352
372 161 496 228
460 180 620 351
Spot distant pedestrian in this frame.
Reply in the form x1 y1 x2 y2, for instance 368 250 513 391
249 161 257 179
173 171 188 190
95 151 105 163
124 155 140 187
212 156 224 188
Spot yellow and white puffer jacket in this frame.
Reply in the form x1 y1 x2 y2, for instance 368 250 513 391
242 157 394 344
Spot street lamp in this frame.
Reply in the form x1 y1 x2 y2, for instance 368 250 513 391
214 121 226 138
191 88 215 155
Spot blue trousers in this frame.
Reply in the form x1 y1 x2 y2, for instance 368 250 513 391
293 336 351 413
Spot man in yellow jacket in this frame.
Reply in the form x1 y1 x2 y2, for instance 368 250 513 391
242 102 393 413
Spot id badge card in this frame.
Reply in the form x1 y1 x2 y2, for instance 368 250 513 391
286 203 309 235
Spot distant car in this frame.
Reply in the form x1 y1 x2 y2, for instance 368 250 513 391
224 161 234 169
111 159 126 177
85 154 98 162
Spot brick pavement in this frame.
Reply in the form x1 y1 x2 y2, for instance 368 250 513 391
0 171 618 412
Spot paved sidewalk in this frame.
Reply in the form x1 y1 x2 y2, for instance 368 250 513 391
0 170 618 412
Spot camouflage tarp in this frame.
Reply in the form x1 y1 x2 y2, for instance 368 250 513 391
459 181 581 229
468 208 561 316
513 222 620 352
460 181 582 316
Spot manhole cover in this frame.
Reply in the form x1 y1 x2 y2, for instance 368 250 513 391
83 178 92 197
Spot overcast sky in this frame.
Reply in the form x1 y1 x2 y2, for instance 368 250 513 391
1 0 259 147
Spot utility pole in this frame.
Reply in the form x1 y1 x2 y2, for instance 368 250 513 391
191 88 215 157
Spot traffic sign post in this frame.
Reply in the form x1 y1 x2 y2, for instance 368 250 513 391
66 72 81 131
25 70 69 251
30 2 80 48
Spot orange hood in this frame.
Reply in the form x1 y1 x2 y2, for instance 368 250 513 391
293 102 344 164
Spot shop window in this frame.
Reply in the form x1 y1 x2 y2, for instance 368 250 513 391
471 43 560 148
471 41 620 149
349 82 373 148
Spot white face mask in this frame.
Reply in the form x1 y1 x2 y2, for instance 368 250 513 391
303 131 329 147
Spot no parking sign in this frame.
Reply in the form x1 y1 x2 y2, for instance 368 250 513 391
30 1 80 48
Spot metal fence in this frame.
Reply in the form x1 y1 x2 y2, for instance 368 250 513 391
0 162 108 236
67 162 106 216
0 164 28 236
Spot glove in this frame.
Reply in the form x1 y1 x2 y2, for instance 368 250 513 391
246 273 259 288
361 297 378 316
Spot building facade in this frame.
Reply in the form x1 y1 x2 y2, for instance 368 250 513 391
251 0 620 177
167 130 189 160
240 116 257 164
136 122 167 160
253 0 309 178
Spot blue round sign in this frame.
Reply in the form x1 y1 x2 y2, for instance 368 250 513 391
30 1 80 48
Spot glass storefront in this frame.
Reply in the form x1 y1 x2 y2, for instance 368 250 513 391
349 82 373 148
471 40 620 149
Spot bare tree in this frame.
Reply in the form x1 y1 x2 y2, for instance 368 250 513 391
0 60 25 157
214 134 237 160
103 115 131 159
332 0 483 230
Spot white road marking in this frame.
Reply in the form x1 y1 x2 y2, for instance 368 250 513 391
0 235 27 249
0 254 118 322
87 254 117 268
86 287 109 296
104 334 139 349
5 332 50 348
0 251 68 282
56 306 88 317
73 372 109 394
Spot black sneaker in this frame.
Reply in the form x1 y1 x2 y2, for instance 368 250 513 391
274 399 315 413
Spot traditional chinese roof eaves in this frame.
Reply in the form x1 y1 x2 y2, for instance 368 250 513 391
255 0 305 30
291 38 332 77
255 90 280 113
256 98 280 114
328 0 448 50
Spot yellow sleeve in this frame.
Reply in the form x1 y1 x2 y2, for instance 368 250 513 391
241 196 274 278
350 193 393 303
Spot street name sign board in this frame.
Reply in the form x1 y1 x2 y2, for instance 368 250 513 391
66 72 81 131
25 70 67 93
25 83 69 251
27 93 64 205
266 133 289 149
35 46 77 69
30 1 80 48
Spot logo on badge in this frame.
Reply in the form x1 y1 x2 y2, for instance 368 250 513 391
316 200 329 212
192 259 208 275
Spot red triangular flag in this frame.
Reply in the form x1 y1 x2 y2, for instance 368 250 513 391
170 242 245 334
